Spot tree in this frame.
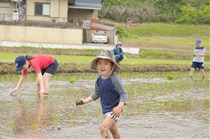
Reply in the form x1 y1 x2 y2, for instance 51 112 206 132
176 4 197 23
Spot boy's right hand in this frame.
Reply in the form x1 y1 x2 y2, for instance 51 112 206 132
76 100 84 106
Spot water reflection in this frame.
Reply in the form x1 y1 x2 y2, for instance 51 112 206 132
11 97 52 137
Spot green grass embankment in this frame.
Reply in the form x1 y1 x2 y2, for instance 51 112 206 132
116 23 210 61
0 51 191 65
117 23 209 51
0 50 209 74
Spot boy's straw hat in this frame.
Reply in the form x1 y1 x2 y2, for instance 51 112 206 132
90 50 120 72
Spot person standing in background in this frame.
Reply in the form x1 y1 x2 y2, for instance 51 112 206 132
189 39 206 79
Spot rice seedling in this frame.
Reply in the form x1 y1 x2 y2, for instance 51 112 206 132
30 101 35 107
71 116 77 126
82 109 89 121
69 77 76 84
52 119 59 127
31 122 36 130
167 74 173 80
7 118 15 133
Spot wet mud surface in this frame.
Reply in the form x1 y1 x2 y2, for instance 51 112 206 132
0 76 209 138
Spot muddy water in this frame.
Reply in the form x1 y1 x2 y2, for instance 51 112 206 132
0 76 209 138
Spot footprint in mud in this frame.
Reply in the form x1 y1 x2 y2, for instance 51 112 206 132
51 126 61 131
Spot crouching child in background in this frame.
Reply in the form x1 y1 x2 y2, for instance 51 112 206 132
113 41 127 64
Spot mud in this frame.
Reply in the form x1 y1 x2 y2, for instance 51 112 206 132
0 75 209 138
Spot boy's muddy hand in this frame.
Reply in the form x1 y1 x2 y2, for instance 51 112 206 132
76 100 84 106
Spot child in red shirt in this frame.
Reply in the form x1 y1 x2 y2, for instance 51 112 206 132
10 55 58 97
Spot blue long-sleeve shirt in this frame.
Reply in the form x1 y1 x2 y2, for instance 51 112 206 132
91 73 127 114
113 47 124 57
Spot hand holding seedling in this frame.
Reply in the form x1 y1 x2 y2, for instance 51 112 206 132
76 97 93 106
76 99 84 106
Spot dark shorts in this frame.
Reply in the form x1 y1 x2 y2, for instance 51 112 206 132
41 59 58 75
191 62 204 69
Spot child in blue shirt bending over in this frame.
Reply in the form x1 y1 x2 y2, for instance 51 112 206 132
76 50 127 139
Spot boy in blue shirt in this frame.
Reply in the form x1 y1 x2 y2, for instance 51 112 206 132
76 50 127 139
189 39 206 79
113 41 127 64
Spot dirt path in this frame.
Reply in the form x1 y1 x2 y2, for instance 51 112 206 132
0 41 139 54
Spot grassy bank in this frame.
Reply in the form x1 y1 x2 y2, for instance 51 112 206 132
0 51 192 65
1 62 210 75
115 23 210 61
120 23 209 37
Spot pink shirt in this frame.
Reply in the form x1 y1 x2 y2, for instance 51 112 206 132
22 55 55 75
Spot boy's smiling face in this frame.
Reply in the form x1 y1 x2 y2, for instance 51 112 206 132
96 59 113 78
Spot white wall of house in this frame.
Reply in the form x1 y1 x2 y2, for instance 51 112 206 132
68 9 95 24
26 0 68 23
50 0 68 22
0 25 83 45
93 10 98 18
0 2 16 20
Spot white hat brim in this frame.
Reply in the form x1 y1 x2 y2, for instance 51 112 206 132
90 56 120 73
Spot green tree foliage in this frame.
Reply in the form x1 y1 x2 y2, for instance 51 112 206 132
99 0 210 24
199 5 210 24
176 5 198 23
176 4 210 24
116 26 129 38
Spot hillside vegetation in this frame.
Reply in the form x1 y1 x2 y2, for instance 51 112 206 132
100 0 210 24
109 22 210 60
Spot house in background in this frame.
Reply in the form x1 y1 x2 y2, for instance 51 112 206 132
26 0 68 23
0 0 116 44
68 0 101 24
0 0 22 21
0 0 102 24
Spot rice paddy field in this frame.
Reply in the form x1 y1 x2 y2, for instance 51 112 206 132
0 72 209 138
0 22 209 138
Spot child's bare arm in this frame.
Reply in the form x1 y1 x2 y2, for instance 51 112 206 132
10 75 27 95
